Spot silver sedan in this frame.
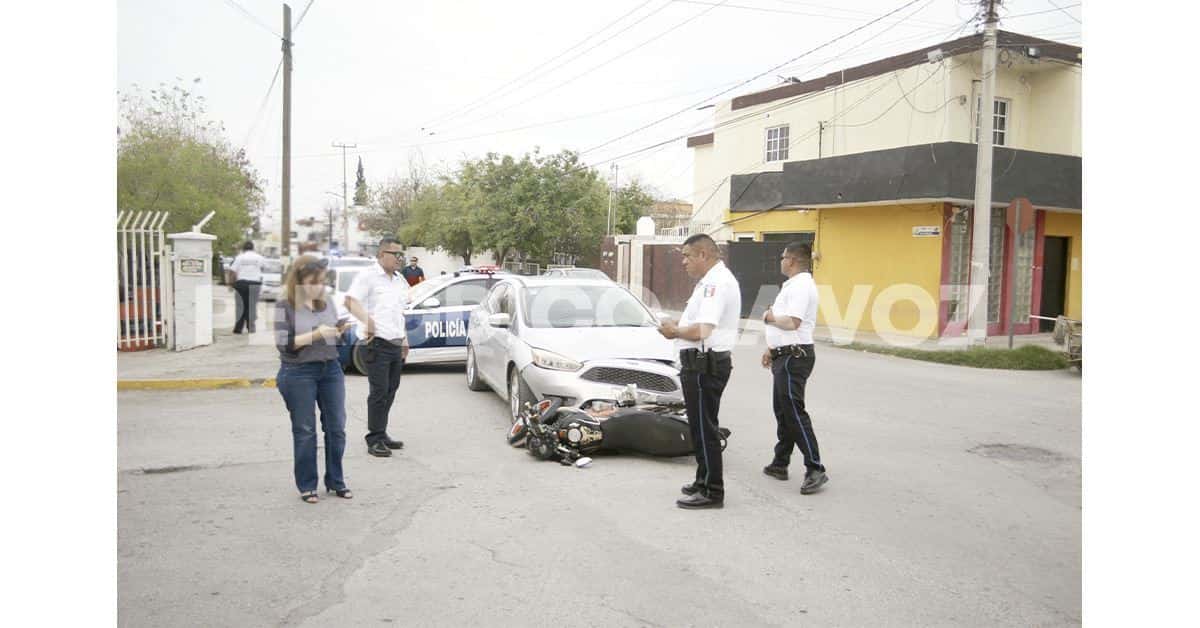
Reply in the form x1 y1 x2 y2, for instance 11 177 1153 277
465 277 683 422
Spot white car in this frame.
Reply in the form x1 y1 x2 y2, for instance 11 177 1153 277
259 258 284 301
542 267 611 281
465 276 682 423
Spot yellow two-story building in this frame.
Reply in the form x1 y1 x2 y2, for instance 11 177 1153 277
688 31 1081 340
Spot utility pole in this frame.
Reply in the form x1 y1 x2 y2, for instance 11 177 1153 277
281 4 293 261
606 164 619 235
967 0 1000 346
332 142 356 252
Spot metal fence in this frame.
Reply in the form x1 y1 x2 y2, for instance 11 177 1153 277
117 211 170 350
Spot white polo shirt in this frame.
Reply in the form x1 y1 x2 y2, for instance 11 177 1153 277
230 250 265 282
345 262 410 342
677 261 742 353
765 272 819 348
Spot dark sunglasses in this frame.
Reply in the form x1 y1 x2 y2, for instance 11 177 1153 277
382 250 405 259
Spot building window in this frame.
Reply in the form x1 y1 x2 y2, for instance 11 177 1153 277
761 232 814 244
764 125 789 162
974 97 1011 146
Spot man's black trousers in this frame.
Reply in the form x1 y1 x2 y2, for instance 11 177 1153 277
770 348 825 473
233 280 261 333
363 339 404 446
680 354 732 498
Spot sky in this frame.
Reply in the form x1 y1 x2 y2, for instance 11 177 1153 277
116 0 1081 228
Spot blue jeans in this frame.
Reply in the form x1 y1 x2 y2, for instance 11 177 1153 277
277 359 347 493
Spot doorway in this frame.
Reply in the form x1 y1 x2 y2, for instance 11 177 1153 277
1038 236 1070 331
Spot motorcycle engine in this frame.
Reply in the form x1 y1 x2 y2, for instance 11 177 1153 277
526 425 560 461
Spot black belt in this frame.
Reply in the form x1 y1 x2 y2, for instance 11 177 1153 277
679 349 731 360
770 344 813 360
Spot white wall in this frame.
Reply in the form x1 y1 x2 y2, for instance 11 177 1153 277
403 246 497 279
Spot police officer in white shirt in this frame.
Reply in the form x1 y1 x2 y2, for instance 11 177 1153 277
344 237 412 458
761 241 828 494
658 234 741 510
229 241 266 334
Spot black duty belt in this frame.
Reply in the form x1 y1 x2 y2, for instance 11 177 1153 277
770 344 814 360
679 349 731 374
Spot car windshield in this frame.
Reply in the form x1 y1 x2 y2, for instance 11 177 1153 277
262 260 283 274
407 275 454 304
521 285 656 328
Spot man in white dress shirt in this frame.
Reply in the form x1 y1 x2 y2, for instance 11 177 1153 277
658 234 741 510
761 241 828 494
229 241 265 334
345 237 412 458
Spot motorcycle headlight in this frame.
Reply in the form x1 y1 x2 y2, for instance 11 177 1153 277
529 347 582 372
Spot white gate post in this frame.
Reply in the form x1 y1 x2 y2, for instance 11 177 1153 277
167 230 217 351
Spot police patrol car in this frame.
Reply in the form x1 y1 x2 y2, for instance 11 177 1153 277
335 266 507 373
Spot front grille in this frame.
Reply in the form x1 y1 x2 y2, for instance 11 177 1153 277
580 367 678 392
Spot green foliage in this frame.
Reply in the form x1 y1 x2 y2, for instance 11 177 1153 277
612 178 656 235
117 79 265 254
361 149 655 267
353 157 369 206
841 343 1069 370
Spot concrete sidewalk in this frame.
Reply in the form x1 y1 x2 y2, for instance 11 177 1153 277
118 287 281 383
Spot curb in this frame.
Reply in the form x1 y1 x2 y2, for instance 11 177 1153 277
118 377 277 391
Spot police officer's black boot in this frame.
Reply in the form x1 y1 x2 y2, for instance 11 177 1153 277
800 469 828 494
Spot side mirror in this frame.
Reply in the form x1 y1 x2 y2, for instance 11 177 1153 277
421 297 441 309
488 313 511 328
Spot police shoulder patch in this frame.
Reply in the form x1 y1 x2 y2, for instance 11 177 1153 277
703 285 716 297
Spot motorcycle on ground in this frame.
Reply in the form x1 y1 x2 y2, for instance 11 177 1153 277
507 387 731 468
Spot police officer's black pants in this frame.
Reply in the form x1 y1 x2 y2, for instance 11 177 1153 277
771 349 825 473
681 356 732 498
364 339 404 446
233 280 261 333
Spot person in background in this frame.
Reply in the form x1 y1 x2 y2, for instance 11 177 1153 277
274 255 352 504
230 241 265 333
401 256 425 287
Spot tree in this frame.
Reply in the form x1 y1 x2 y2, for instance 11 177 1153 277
612 178 656 235
117 79 265 254
358 154 429 237
353 157 369 206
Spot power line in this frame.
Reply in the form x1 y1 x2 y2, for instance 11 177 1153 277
242 59 283 149
417 0 664 133
672 0 955 28
434 0 733 137
293 0 316 32
221 0 282 39
579 0 928 157
1002 4 1080 20
1043 0 1081 24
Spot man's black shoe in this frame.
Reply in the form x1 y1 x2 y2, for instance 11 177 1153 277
800 470 828 494
384 438 404 450
681 483 701 496
367 442 392 457
763 465 789 481
676 492 723 509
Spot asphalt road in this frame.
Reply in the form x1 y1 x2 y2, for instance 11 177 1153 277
118 343 1081 627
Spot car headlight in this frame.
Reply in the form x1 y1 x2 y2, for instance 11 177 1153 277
529 347 582 372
